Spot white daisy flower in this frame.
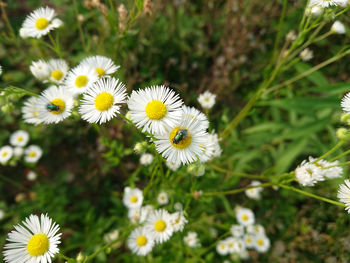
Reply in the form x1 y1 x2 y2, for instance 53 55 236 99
286 30 297 42
140 153 154 166
236 207 255 226
123 187 143 209
245 180 263 200
239 249 250 260
300 48 313 61
139 205 154 223
305 4 323 16
309 0 341 8
47 59 69 84
153 111 209 165
19 6 63 39
244 234 255 249
24 145 43 163
338 0 350 7
341 93 350 113
166 160 181 171
170 212 188 232
3 214 61 263
331 21 346 34
183 232 200 248
254 235 270 253
216 240 229 256
127 227 154 256
104 229 119 243
208 131 222 158
230 224 244 238
144 209 174 243
22 97 43 125
157 191 169 205
36 86 74 124
128 208 141 224
80 55 120 78
13 147 24 157
27 171 38 181
246 224 265 236
309 157 342 179
337 179 350 213
128 85 183 135
295 160 324 186
225 237 238 254
79 77 127 124
0 146 13 164
29 60 50 81
197 136 216 163
182 106 209 130
64 64 98 96
197 90 216 110
10 130 29 147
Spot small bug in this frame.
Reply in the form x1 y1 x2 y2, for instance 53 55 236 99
46 103 60 112
172 129 188 144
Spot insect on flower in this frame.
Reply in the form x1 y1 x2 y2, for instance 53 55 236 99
46 103 60 112
172 129 188 144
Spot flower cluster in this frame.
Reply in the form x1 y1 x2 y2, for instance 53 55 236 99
216 207 270 260
123 187 187 256
0 130 42 165
295 156 342 187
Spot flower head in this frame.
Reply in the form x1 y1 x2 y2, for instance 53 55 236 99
338 179 350 213
123 187 143 209
80 55 120 78
24 145 43 163
22 97 42 125
128 227 154 256
0 146 13 164
198 91 216 110
295 159 324 186
144 209 174 243
10 130 29 147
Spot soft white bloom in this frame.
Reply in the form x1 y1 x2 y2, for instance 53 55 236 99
216 240 229 256
225 237 245 254
166 160 181 171
337 179 350 213
183 231 200 248
305 5 323 16
254 235 270 253
157 191 169 205
144 209 174 243
197 90 216 110
134 141 148 154
236 207 255 226
309 157 342 179
230 224 244 238
170 212 188 232
24 145 43 163
0 65 2 76
341 93 350 113
208 131 222 158
64 64 98 96
182 106 209 130
245 180 263 200
47 59 69 84
123 187 143 209
140 153 154 166
246 224 265 236
174 202 183 211
309 0 341 8
295 159 324 186
79 55 120 77
29 60 50 81
338 0 350 6
331 20 346 34
128 85 183 135
300 48 313 61
139 205 154 223
128 208 141 224
13 147 24 157
243 234 255 249
239 249 250 260
104 229 119 243
286 30 297 42
36 86 74 124
3 214 61 263
79 77 127 124
27 171 38 181
22 97 42 125
20 6 63 38
10 130 29 147
0 146 14 164
128 227 154 256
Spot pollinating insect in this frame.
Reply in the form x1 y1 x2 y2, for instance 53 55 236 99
173 129 188 144
46 103 60 112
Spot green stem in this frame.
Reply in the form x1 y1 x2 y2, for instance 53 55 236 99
313 139 345 164
329 149 350 162
48 33 62 58
73 0 87 52
209 164 270 179
83 238 120 263
57 253 71 261
202 182 275 196
279 184 345 207
271 0 288 63
0 174 25 190
143 164 159 197
0 1 16 39
322 161 350 169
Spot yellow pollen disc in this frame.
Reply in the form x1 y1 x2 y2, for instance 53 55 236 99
94 92 114 111
130 196 138 203
29 151 36 157
247 238 252 243
34 111 38 117
51 70 64 81
145 100 167 120
136 235 147 246
257 239 264 246
220 244 225 249
242 214 248 221
49 98 66 115
75 75 88 88
35 18 49 30
204 97 210 102
17 137 23 142
228 243 233 248
96 67 105 77
170 127 192 149
27 233 49 256
2 152 7 157
154 220 166 232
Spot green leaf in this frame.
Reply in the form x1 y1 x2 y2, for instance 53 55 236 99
243 122 285 134
3 86 38 98
309 82 350 95
294 62 328 86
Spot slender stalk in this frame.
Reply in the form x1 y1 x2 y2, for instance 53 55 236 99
0 1 15 39
143 164 159 197
48 33 62 58
57 253 71 261
271 0 288 63
209 164 270 179
313 139 345 164
329 149 350 162
73 0 87 52
322 161 350 169
279 184 345 207
83 238 120 263
202 182 275 197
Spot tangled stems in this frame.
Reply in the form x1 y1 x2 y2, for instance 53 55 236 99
209 164 270 180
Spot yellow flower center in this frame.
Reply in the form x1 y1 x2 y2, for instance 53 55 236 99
17 137 23 142
154 219 166 232
29 151 36 157
170 127 192 149
130 196 138 203
145 100 167 120
49 98 66 115
257 239 264 246
75 75 88 88
136 235 147 246
27 233 49 256
35 18 49 30
94 92 114 111
246 238 252 243
220 244 225 249
51 70 64 81
96 67 105 77
242 214 248 221
2 152 7 157
228 242 233 248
